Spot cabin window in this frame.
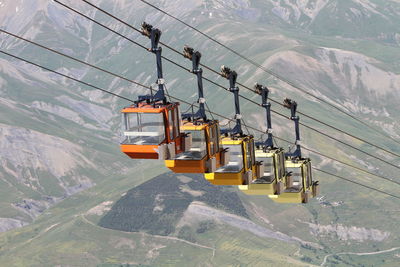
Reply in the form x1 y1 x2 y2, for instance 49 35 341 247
286 167 303 192
174 130 207 160
256 156 275 183
215 144 243 173
122 112 165 145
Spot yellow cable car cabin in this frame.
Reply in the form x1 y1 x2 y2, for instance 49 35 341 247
166 120 225 173
205 135 257 185
120 22 184 160
269 158 318 203
239 147 286 195
204 66 260 185
239 84 286 195
164 47 227 173
268 99 319 203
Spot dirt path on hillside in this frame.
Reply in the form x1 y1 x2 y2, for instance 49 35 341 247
8 223 60 251
80 214 216 257
320 247 400 266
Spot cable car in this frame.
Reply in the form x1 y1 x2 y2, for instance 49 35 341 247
238 84 286 195
204 66 260 185
120 22 185 160
164 46 228 173
268 99 320 203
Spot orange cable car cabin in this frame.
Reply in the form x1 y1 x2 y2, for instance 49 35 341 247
165 46 228 173
120 22 184 160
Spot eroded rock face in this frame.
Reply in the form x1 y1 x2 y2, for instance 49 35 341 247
306 222 390 242
315 47 400 98
263 49 400 101
271 0 330 22
12 198 61 219
0 124 95 192
0 124 87 177
0 218 28 233
0 124 95 226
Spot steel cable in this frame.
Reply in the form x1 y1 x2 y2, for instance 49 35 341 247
2 49 400 200
136 0 400 147
74 0 400 160
3 28 400 177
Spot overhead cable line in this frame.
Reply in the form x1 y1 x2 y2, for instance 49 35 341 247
0 51 134 103
0 29 147 92
1 49 399 201
313 168 400 200
42 3 400 170
136 0 400 147
1 30 399 186
73 0 400 161
4 32 400 176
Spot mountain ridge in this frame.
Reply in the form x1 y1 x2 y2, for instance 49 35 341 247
0 0 399 265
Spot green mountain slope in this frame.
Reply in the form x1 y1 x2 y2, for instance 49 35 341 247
0 164 310 267
0 0 400 266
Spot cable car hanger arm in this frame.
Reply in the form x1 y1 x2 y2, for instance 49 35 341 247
220 65 242 136
255 83 274 150
138 22 166 104
182 45 207 121
284 98 301 159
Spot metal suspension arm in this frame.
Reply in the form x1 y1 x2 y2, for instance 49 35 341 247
283 98 301 158
183 46 206 121
221 65 242 135
140 22 166 103
255 83 273 149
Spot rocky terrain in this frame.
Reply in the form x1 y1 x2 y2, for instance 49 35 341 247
0 0 399 266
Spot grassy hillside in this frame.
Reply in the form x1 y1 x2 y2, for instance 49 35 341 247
0 162 310 267
2 164 400 266
1 0 400 266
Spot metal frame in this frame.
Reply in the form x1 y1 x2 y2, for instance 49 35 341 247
220 65 242 135
182 46 207 121
255 83 274 150
283 98 301 159
138 22 166 104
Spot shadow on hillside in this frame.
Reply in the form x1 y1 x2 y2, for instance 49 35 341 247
99 172 248 236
